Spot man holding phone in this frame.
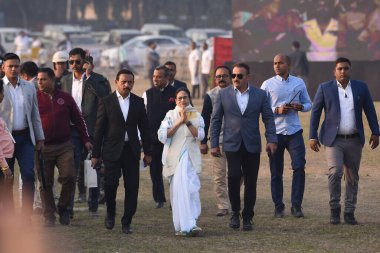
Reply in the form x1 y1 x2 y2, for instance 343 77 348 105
261 54 312 218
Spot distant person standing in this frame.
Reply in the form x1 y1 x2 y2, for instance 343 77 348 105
289 41 309 87
200 42 213 98
146 41 160 87
188 41 201 99
57 34 73 52
14 31 31 57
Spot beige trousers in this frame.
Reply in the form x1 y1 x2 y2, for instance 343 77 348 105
211 151 230 210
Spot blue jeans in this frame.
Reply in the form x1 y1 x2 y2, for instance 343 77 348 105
269 130 306 208
7 132 35 214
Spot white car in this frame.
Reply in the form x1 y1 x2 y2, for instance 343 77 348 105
101 35 187 71
70 35 106 63
186 28 230 45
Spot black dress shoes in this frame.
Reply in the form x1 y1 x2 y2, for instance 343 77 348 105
105 215 115 230
216 209 229 217
274 206 285 218
229 212 240 229
122 224 133 234
58 207 70 225
291 206 304 218
156 202 164 208
344 212 358 225
330 207 341 225
242 219 253 231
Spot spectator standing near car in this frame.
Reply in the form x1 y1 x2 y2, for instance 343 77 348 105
146 41 160 87
200 42 213 98
188 41 201 99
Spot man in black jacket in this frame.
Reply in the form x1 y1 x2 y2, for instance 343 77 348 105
142 65 176 208
92 69 152 234
164 61 187 90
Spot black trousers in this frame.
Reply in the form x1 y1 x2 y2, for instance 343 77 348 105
103 143 139 226
225 143 260 221
149 142 166 203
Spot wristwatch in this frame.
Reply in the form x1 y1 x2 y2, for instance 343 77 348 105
186 121 192 127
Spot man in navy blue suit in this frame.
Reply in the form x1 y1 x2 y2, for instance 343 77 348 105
309 57 379 225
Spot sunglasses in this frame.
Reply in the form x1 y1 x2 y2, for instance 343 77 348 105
69 60 82 65
231 74 245 79
215 74 229 79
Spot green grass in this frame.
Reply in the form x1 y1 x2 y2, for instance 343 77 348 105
3 77 380 253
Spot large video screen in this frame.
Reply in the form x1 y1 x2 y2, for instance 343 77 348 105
233 0 380 62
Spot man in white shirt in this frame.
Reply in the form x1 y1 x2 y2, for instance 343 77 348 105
309 57 379 225
201 42 213 98
0 53 45 217
188 41 200 99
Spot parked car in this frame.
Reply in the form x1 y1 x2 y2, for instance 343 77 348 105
102 29 142 46
141 23 185 38
185 28 230 45
100 35 187 71
43 24 91 41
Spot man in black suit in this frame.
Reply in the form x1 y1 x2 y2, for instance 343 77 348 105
164 61 187 90
92 69 152 234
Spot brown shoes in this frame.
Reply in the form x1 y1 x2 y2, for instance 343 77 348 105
216 209 229 217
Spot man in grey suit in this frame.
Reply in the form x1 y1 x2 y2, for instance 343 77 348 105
0 53 45 216
210 62 277 231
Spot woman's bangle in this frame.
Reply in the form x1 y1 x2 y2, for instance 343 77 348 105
1 166 9 172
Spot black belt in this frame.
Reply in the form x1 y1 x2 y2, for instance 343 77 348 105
12 128 29 136
336 133 359 139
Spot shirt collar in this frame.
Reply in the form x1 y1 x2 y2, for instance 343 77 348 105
234 85 250 94
275 75 290 82
336 80 351 89
73 72 85 81
116 90 130 100
3 76 21 86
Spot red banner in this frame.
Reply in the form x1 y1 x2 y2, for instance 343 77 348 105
214 37 232 68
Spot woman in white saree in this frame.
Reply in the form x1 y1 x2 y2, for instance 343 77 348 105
158 88 205 236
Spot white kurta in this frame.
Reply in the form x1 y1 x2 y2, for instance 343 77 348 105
158 106 205 233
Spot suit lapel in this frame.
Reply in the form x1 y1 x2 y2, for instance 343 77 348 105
331 80 340 114
228 86 242 115
243 86 255 116
350 80 359 116
112 92 126 124
125 94 134 124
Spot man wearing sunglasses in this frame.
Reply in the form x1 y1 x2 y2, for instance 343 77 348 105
261 54 312 219
61 48 111 218
210 62 277 231
201 65 231 217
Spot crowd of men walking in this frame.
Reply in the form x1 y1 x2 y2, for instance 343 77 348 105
0 44 379 237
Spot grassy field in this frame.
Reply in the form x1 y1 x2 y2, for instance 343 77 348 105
2 76 380 253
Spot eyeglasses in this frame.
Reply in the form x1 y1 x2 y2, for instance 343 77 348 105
231 74 245 79
176 96 189 100
215 74 229 79
69 60 82 65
